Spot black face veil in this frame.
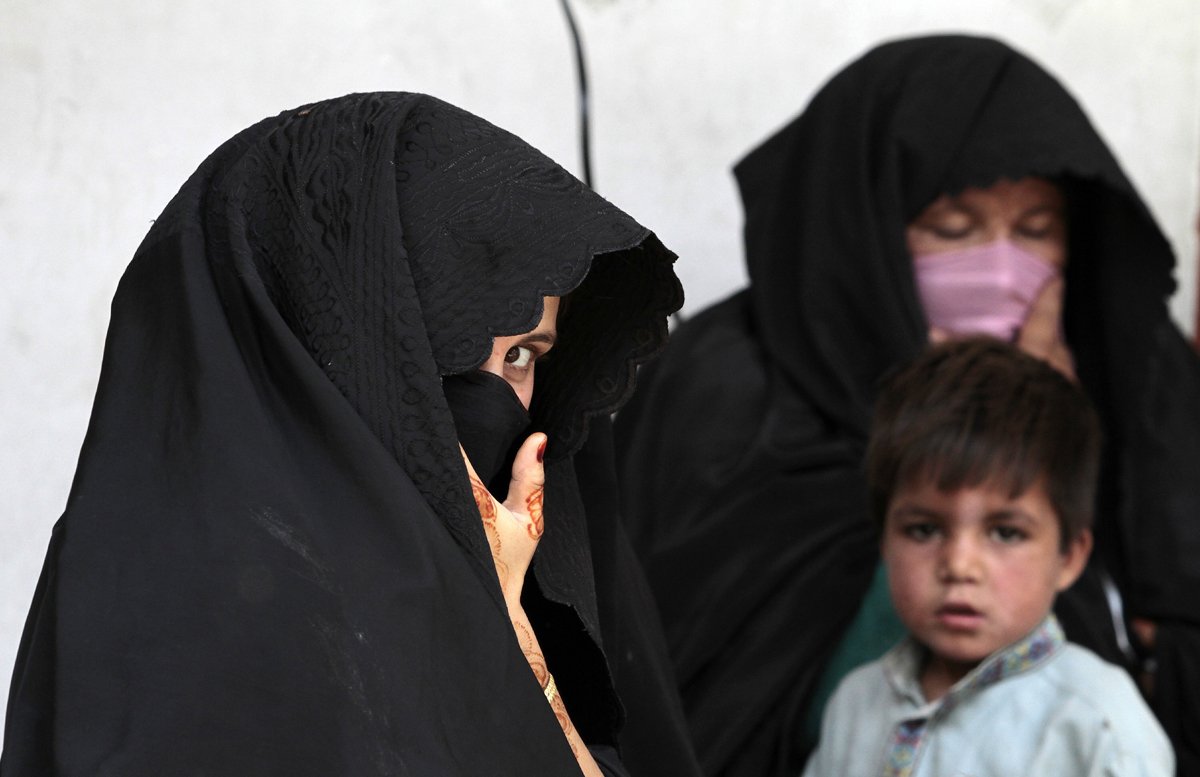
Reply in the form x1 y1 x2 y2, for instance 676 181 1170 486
1 93 695 776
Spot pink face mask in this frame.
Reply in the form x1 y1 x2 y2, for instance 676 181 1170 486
912 239 1059 341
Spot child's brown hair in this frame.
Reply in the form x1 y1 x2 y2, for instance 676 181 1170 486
866 338 1101 549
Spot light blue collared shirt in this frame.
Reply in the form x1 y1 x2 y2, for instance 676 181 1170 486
801 616 1173 776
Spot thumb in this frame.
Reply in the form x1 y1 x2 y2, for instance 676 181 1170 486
1017 278 1063 355
503 433 547 538
927 326 950 344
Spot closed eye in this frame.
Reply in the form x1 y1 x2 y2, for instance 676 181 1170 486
912 204 976 241
928 223 973 240
1015 207 1064 241
1015 224 1056 240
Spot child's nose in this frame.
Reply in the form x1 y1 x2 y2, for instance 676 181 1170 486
938 535 982 582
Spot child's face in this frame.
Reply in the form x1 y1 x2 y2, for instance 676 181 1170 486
882 477 1091 685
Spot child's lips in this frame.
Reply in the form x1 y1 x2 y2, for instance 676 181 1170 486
936 602 984 629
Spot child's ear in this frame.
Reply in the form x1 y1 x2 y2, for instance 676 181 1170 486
1055 528 1093 592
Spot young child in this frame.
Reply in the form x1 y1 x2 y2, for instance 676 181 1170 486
801 338 1173 776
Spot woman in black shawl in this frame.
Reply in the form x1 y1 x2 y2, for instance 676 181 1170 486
2 92 701 777
615 35 1200 776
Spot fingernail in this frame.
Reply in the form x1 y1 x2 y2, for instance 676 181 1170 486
536 438 547 463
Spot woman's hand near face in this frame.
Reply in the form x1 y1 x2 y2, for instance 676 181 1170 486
461 436 605 777
1016 277 1077 381
927 277 1075 380
461 433 547 609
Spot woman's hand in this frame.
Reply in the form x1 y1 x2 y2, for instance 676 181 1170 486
1016 277 1076 380
931 279 1079 378
461 433 547 609
462 437 602 776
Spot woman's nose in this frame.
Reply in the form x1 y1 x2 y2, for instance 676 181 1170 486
981 222 1008 244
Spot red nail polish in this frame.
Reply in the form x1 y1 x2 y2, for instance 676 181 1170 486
536 439 547 463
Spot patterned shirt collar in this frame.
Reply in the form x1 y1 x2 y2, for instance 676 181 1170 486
882 614 1065 713
878 616 1065 777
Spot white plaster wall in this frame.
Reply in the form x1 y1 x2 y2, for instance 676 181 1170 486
2 0 1197 733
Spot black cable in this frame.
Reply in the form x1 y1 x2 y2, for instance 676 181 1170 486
557 1 684 326
559 0 593 189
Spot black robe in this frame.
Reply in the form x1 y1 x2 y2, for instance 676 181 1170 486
615 35 1200 777
2 92 701 777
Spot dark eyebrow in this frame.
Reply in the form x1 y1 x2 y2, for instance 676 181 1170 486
1019 204 1064 217
888 505 945 521
521 332 557 348
920 198 972 218
986 509 1037 524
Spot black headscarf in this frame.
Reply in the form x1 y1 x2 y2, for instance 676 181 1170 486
2 92 701 776
616 35 1200 776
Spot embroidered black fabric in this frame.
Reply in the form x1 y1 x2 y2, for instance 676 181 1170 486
616 36 1200 776
1 92 697 776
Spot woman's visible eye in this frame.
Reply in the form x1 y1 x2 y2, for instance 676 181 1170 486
1015 214 1063 241
989 525 1028 544
901 522 939 541
1016 225 1052 240
927 222 973 240
913 207 976 241
504 345 534 369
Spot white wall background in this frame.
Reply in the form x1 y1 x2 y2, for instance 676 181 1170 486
2 0 1197 733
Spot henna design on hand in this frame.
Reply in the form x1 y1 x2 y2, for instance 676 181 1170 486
470 473 508 586
525 485 545 540
512 610 589 769
513 615 581 761
469 474 497 525
552 695 578 757
514 620 549 686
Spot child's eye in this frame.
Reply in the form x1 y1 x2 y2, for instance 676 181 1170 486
902 523 939 541
990 525 1028 544
504 345 534 369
